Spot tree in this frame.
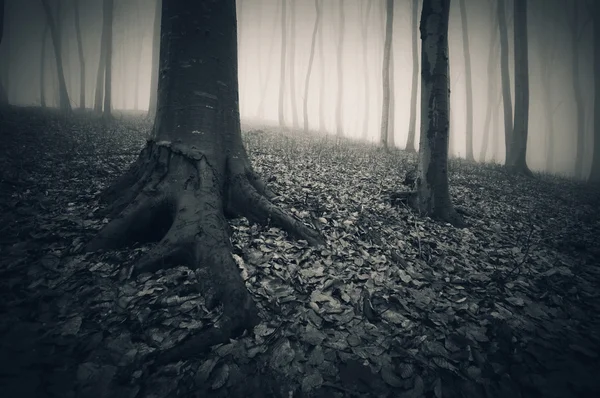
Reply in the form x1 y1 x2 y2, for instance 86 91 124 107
458 0 474 161
73 0 85 109
0 0 7 105
360 0 372 139
102 0 113 117
303 0 321 134
317 0 325 132
40 23 49 107
505 0 531 174
406 0 419 152
289 0 299 129
590 0 600 182
388 44 395 148
335 0 345 137
413 0 463 227
147 0 161 118
380 0 394 148
497 0 512 164
85 0 323 365
278 0 287 127
41 0 71 112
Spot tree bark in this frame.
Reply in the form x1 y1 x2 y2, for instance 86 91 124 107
360 0 372 140
40 23 49 107
317 0 325 132
388 45 395 147
335 0 345 137
73 0 85 109
0 0 7 105
41 0 71 112
86 0 323 367
506 0 531 175
380 0 393 148
289 0 298 129
94 0 108 113
479 5 499 162
406 0 420 152
278 0 287 128
569 1 587 179
415 0 463 227
102 0 113 117
303 0 321 134
147 0 161 118
497 0 513 164
590 1 600 182
458 0 474 161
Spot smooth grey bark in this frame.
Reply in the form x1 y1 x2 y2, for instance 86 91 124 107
380 0 394 148
317 0 325 132
303 0 321 134
388 45 395 147
73 0 85 109
497 0 513 163
361 0 372 139
415 0 463 227
147 0 161 117
41 0 71 112
289 0 298 129
479 5 499 162
278 0 287 127
590 0 600 182
406 0 420 152
335 0 345 137
505 0 531 175
458 0 474 161
102 0 113 117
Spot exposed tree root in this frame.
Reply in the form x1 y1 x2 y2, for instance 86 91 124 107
86 141 324 366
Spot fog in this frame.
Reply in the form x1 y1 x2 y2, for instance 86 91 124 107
0 0 595 176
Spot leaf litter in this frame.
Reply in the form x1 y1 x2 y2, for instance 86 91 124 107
0 106 599 398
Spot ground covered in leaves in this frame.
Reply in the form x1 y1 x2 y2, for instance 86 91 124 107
1 106 599 398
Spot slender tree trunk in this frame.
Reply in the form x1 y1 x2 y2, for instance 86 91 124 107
590 1 600 182
303 0 321 134
335 0 345 137
491 91 502 162
289 0 298 129
94 1 108 113
459 0 474 160
497 0 513 163
40 23 49 107
506 0 531 174
570 2 586 179
361 1 372 139
317 0 325 132
278 0 287 127
0 0 7 105
73 0 85 109
388 45 395 147
102 0 113 117
415 0 463 227
380 0 393 148
406 0 419 152
257 0 280 119
147 0 161 117
479 5 499 162
41 0 71 112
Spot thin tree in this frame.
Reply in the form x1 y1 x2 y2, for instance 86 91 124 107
147 0 161 118
497 0 512 163
360 0 372 139
0 0 7 105
40 23 49 107
413 0 463 227
406 0 419 152
278 0 287 127
102 0 113 117
388 45 395 147
479 2 499 162
41 0 71 112
73 0 85 109
590 0 600 182
335 0 345 137
289 0 299 129
380 0 394 148
94 0 108 113
458 0 474 161
85 0 322 365
505 0 531 174
317 0 325 132
303 0 321 134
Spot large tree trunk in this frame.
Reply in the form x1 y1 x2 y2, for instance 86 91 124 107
506 0 531 175
497 0 512 164
414 0 463 227
380 0 393 148
278 0 287 128
73 0 85 109
303 0 321 134
41 0 71 112
102 0 113 117
335 0 345 137
406 0 419 152
479 5 499 162
360 1 372 139
590 1 600 182
459 0 474 161
0 0 7 105
86 0 323 366
40 23 49 107
289 0 299 129
147 0 161 118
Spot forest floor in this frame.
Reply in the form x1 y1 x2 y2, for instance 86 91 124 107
1 106 599 398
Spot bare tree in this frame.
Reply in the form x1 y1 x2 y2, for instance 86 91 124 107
380 0 394 148
317 0 325 132
335 0 345 137
289 0 299 129
406 0 420 152
73 0 85 109
497 0 512 162
147 0 161 117
40 23 49 107
102 0 113 117
458 0 474 160
590 0 600 182
303 0 321 134
479 1 499 162
360 0 372 139
388 45 395 147
41 0 71 112
278 0 287 127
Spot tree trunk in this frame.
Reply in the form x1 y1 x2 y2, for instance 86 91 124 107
278 0 287 128
86 0 323 366
590 1 600 182
506 0 531 175
0 0 7 105
94 0 108 113
147 0 161 118
479 5 499 162
73 0 85 109
459 0 474 161
40 23 49 108
102 0 113 117
415 0 463 227
317 0 325 132
569 1 586 179
41 0 71 112
361 1 372 139
303 0 321 134
380 0 393 148
497 0 513 164
289 0 298 129
406 0 419 152
335 0 345 137
388 45 395 147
